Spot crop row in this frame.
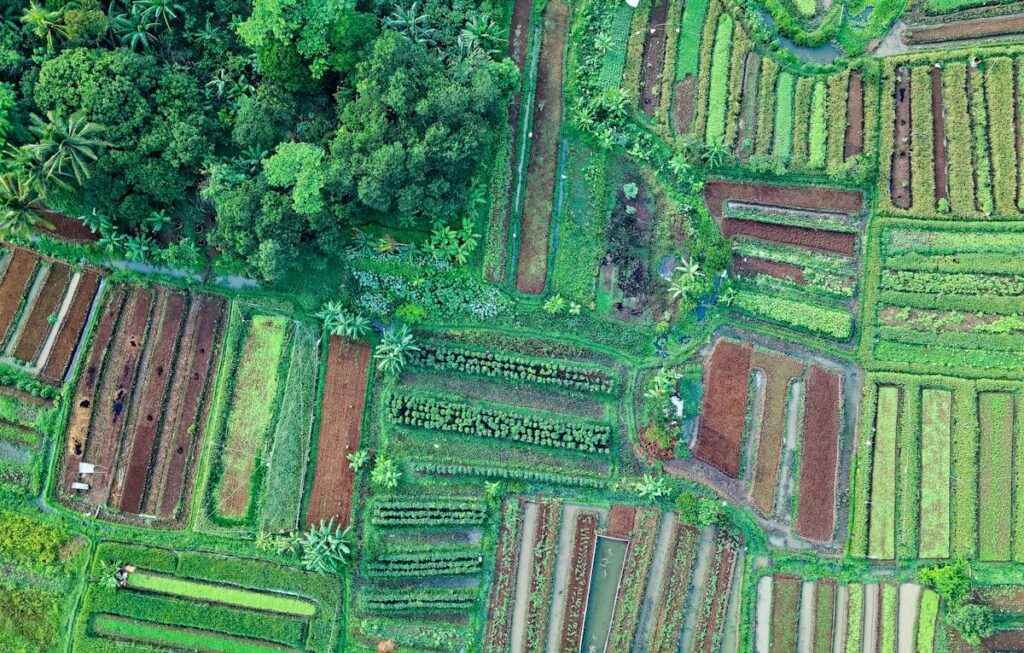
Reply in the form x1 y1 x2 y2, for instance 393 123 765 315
92 615 287 653
482 500 522 653
879 270 1024 296
606 508 661 651
524 501 562 653
408 460 609 488
360 587 478 613
370 496 488 526
410 344 615 393
365 549 483 578
732 288 853 340
388 393 611 452
885 227 1024 256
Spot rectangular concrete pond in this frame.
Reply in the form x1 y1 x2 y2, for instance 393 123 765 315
579 535 628 653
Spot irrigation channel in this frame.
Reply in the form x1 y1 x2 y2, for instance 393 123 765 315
579 535 628 653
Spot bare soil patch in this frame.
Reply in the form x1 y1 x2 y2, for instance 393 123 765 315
38 209 97 242
905 13 1024 44
515 0 569 295
695 339 753 478
0 249 38 339
12 262 70 363
507 0 532 137
795 365 842 542
116 292 187 514
672 77 696 135
83 287 154 507
305 337 371 527
732 254 806 285
932 66 949 202
844 71 865 159
704 180 863 217
984 631 1024 650
891 66 913 209
640 0 669 116
723 218 857 256
606 504 636 538
560 511 598 651
62 289 125 489
40 270 100 384
150 295 225 519
749 350 804 516
736 53 761 160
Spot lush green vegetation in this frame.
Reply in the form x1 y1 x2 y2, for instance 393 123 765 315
125 571 317 617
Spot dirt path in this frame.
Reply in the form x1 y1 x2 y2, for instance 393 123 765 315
832 585 849 653
891 66 913 209
545 503 579 653
755 575 773 653
679 526 716 653
640 0 669 116
862 584 880 653
721 549 746 652
898 583 921 653
798 581 816 653
510 501 540 653
931 66 949 202
774 381 804 520
631 511 679 653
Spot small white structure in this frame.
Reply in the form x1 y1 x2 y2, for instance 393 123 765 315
78 462 96 475
71 482 90 491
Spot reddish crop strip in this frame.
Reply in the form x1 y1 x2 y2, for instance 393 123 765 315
749 350 804 516
695 339 752 478
891 66 912 209
640 0 669 116
795 365 842 542
305 337 371 527
0 249 39 339
704 180 863 217
560 512 598 651
12 262 70 363
693 535 739 653
732 255 805 285
648 524 699 653
844 71 864 158
606 504 636 538
931 66 949 202
40 270 100 384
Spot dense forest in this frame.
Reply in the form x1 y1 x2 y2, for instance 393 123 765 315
0 0 516 280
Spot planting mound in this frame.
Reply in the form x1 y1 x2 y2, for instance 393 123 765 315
640 0 669 116
40 270 100 384
705 180 863 217
694 339 752 478
0 249 38 338
795 365 842 542
844 71 864 158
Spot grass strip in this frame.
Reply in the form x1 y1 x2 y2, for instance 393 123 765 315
910 66 935 213
941 63 977 214
951 387 979 558
869 386 899 560
916 590 938 653
92 615 294 653
979 392 1013 561
986 58 1019 215
125 571 316 617
808 80 827 169
772 71 795 163
919 388 951 559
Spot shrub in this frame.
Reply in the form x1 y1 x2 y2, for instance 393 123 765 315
0 511 66 568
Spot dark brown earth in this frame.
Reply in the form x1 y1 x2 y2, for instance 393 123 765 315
12 262 71 363
905 13 1024 44
795 365 842 542
606 505 636 538
704 180 863 216
695 339 753 479
891 66 913 209
932 66 949 203
640 0 669 116
306 337 371 527
749 350 804 516
723 218 858 257
672 77 696 135
844 71 864 159
732 254 806 285
40 270 100 384
38 209 97 242
515 0 569 295
0 249 39 340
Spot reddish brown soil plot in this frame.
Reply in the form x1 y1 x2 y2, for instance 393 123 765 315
648 524 699 653
83 287 154 507
672 77 697 135
723 218 857 257
704 180 863 217
749 350 804 516
12 262 71 363
693 537 738 653
37 209 97 242
844 71 865 159
891 66 913 209
62 288 126 496
305 337 371 527
40 270 100 384
795 365 842 542
508 0 533 134
115 292 187 514
640 0 669 116
483 499 525 652
732 255 806 285
932 66 949 202
905 13 1024 44
515 0 569 295
149 295 226 519
695 339 753 478
606 504 636 538
736 53 762 160
984 630 1024 650
560 512 598 652
0 249 39 340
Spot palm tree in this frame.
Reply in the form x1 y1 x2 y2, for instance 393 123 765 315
21 2 66 50
702 141 731 168
299 520 352 574
373 324 419 376
25 111 108 186
674 258 702 285
458 15 500 57
136 0 184 29
668 153 692 178
384 2 438 47
112 6 157 51
0 174 51 239
316 302 371 341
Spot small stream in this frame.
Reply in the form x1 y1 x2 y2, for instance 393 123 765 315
579 536 628 653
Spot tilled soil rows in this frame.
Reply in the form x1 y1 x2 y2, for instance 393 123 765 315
905 13 1024 44
483 499 525 652
559 511 598 652
62 288 126 497
723 218 857 256
704 180 863 217
749 351 804 516
305 337 371 527
150 295 225 519
795 365 842 542
606 504 636 538
695 339 753 478
515 0 569 295
672 77 696 134
648 524 699 653
0 249 39 339
844 71 865 159
115 292 187 514
732 254 806 285
931 66 949 202
83 287 154 507
891 66 913 209
693 538 738 653
12 262 70 363
40 270 100 384
640 0 669 116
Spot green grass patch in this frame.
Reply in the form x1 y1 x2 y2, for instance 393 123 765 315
941 64 978 215
986 58 1019 215
951 388 979 557
917 589 938 653
969 65 994 215
704 13 734 146
910 66 935 213
869 386 899 560
979 392 1014 561
807 80 827 169
92 615 293 653
675 0 710 78
125 571 316 617
919 388 951 559
880 585 898 653
772 72 795 163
